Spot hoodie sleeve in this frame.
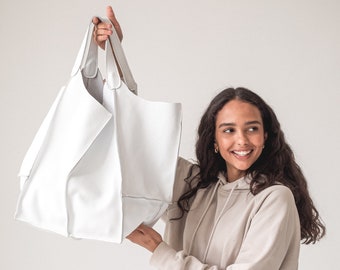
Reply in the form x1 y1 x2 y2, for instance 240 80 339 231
150 186 300 270
150 242 219 270
229 186 300 269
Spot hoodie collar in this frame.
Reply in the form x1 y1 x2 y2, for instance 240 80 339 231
217 172 251 191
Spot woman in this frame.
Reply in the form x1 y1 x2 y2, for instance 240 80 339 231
93 6 325 269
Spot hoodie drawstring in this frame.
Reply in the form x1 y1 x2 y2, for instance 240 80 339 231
187 179 222 254
202 182 239 261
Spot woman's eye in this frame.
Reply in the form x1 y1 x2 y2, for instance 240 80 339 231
248 126 259 132
223 128 234 133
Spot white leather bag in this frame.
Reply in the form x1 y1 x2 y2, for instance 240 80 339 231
15 18 182 243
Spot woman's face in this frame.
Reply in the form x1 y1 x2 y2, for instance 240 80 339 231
215 99 267 182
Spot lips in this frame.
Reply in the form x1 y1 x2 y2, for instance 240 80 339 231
232 150 253 157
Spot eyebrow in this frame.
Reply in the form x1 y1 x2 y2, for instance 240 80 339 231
217 120 262 129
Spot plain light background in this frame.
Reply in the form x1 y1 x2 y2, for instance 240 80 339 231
1 0 339 269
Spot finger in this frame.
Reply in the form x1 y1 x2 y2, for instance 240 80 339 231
106 5 123 40
127 224 147 237
93 31 107 45
97 20 112 28
95 35 109 43
95 28 112 36
126 229 143 242
106 6 117 23
93 17 113 32
92 16 101 25
139 224 149 233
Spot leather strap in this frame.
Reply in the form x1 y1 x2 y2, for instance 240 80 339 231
102 17 138 94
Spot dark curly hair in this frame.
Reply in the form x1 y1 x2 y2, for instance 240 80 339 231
177 87 325 244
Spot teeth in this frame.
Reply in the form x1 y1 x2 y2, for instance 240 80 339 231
233 150 251 156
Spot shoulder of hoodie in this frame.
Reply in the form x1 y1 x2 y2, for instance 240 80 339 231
172 157 200 202
254 183 296 209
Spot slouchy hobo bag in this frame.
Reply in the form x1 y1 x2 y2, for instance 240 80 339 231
15 18 182 243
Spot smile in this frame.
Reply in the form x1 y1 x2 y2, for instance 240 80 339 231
232 150 252 157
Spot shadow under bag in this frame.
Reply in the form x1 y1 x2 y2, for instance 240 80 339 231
15 18 182 243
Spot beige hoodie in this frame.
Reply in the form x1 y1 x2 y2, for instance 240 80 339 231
150 158 300 269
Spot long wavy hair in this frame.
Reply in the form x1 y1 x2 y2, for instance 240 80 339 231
177 87 325 244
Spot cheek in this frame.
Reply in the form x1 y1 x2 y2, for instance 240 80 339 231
252 131 266 146
254 136 265 146
215 135 232 149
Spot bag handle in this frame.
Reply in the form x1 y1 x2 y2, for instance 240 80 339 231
71 18 138 94
103 18 138 94
71 22 98 78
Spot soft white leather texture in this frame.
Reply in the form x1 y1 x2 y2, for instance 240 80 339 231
15 18 182 243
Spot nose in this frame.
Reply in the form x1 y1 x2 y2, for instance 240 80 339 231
236 131 249 146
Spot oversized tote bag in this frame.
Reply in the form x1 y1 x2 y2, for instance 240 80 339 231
15 18 182 243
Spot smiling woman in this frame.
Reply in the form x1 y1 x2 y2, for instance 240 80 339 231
126 87 326 270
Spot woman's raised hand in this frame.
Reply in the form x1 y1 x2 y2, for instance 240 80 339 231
92 6 123 50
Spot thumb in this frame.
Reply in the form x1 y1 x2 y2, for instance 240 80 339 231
106 5 123 41
106 6 119 27
106 6 116 21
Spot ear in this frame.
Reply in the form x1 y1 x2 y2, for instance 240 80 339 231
213 141 219 154
264 132 268 141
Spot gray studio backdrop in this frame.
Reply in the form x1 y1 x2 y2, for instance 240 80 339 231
1 0 339 269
